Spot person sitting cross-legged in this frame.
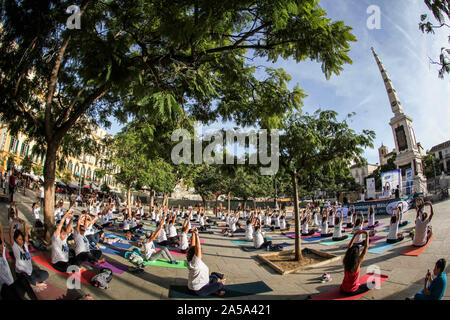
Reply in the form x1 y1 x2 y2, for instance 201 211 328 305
186 228 226 297
73 213 104 266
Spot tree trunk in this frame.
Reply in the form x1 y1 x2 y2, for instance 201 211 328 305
291 173 303 261
149 189 155 210
43 143 58 243
227 192 231 214
126 187 132 218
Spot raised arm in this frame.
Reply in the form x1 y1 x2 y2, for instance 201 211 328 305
55 210 72 237
425 201 434 221
149 222 164 242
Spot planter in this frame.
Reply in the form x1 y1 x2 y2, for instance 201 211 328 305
257 248 342 275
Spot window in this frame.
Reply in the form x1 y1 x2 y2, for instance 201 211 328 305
395 126 408 152
20 142 29 158
81 166 85 176
439 151 443 160
9 137 18 153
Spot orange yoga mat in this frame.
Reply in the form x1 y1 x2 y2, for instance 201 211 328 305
309 273 389 300
400 236 434 256
31 254 96 286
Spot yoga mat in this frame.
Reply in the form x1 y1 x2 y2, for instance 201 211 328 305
231 238 272 244
155 248 185 256
241 246 262 252
144 259 187 269
400 236 434 256
318 236 351 246
283 232 321 239
310 273 388 300
31 254 96 286
169 281 273 299
100 246 128 257
369 235 385 243
363 222 385 231
302 235 332 242
34 282 66 300
367 240 405 255
104 233 129 241
110 242 133 250
85 260 129 274
382 221 410 233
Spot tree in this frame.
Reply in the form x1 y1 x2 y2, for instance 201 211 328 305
0 0 356 240
279 110 375 261
422 152 443 180
20 154 33 173
193 165 221 208
60 169 73 186
419 0 450 78
32 163 43 176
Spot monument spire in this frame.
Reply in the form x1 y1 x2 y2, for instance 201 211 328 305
371 47 404 115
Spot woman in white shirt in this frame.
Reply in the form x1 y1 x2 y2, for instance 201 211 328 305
386 208 404 244
331 211 348 241
320 213 333 237
32 202 43 228
346 205 355 228
187 228 226 296
51 210 79 273
142 223 178 264
73 214 104 265
10 218 48 289
301 213 316 236
178 218 191 253
328 208 336 228
253 219 272 249
367 205 379 228
412 201 434 247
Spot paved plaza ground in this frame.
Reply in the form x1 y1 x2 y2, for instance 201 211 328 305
1 190 449 300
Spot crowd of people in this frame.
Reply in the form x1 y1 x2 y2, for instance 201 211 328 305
0 186 447 300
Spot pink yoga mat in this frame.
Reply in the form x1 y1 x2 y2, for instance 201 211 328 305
156 248 185 256
310 273 388 300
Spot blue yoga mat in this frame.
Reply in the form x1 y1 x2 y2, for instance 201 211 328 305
111 242 133 250
104 233 129 241
100 246 127 257
318 236 351 246
368 240 404 254
232 238 272 244
302 235 331 242
169 281 273 299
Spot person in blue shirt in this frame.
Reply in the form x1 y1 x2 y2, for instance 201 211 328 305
413 258 447 300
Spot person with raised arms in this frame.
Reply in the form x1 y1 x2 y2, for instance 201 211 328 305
10 218 48 290
346 205 355 228
331 210 348 241
73 213 104 266
366 205 379 228
386 207 404 244
186 228 226 296
178 217 191 253
253 218 272 249
320 210 333 237
245 213 256 242
301 211 316 236
412 201 434 247
142 222 178 264
340 230 370 296
51 210 80 273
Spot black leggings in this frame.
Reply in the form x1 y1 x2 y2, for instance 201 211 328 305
386 236 404 244
320 233 333 237
75 250 103 265
17 268 49 286
332 235 349 241
1 278 36 300
340 283 370 296
52 256 80 273
301 230 315 236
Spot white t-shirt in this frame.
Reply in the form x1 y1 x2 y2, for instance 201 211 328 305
301 220 309 234
328 213 335 226
187 255 210 291
387 219 400 240
73 231 90 256
274 216 280 228
347 212 353 224
131 218 137 228
123 219 130 230
368 211 375 226
413 217 430 246
265 215 271 226
199 216 205 227
321 221 328 235
230 217 238 232
179 232 189 250
0 247 14 289
253 229 264 248
151 211 156 220
280 219 286 230
33 208 41 220
156 229 167 243
12 242 32 276
54 208 63 221
168 224 177 238
245 224 254 241
333 220 343 238
51 234 69 264
353 224 363 243
40 187 44 199
143 241 156 260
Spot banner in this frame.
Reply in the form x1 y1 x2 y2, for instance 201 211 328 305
405 168 413 195
344 194 416 215
380 169 402 198
366 177 376 200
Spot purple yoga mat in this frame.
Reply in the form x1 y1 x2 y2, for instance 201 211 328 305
369 235 385 243
363 222 385 231
284 232 321 239
85 260 130 274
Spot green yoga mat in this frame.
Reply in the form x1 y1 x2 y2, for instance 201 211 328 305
144 259 188 269
318 236 351 246
169 281 273 299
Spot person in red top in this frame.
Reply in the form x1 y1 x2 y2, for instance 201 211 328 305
340 230 370 295
9 173 16 202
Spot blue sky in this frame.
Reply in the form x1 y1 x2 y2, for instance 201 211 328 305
107 0 450 165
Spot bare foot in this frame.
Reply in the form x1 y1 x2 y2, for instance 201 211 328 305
35 282 47 288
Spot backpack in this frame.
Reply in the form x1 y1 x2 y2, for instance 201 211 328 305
91 268 113 289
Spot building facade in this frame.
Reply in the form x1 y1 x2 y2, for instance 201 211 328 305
0 121 119 191
429 140 450 175
350 163 379 186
